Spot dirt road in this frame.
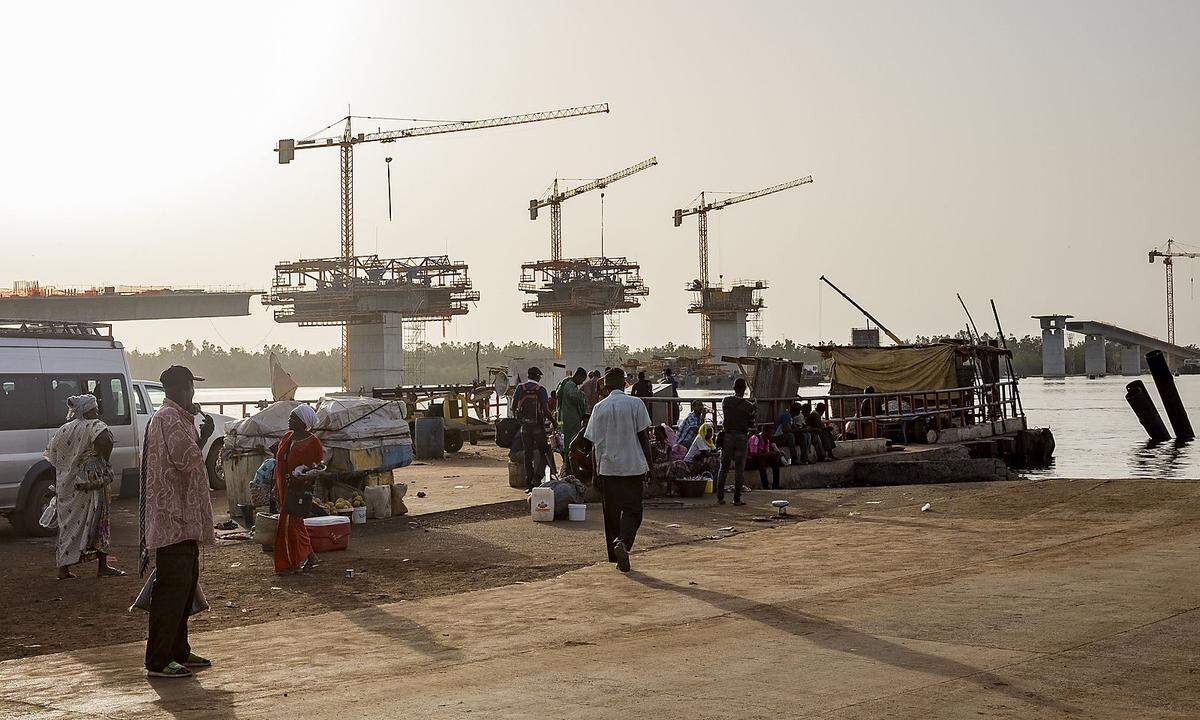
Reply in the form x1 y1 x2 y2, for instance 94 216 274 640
2 476 1198 718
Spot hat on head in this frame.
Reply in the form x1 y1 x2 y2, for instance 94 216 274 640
160 365 204 386
527 366 543 380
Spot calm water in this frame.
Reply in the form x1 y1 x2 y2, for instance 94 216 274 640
1018 375 1199 480
197 377 1200 480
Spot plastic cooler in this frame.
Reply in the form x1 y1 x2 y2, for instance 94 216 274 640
304 515 351 552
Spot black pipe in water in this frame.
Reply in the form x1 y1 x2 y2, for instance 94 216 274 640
1125 380 1171 441
1145 350 1195 441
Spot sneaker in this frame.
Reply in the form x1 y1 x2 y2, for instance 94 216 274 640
612 541 631 573
182 653 211 668
147 661 193 678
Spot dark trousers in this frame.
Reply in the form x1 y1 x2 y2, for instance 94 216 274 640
750 453 782 489
600 475 644 560
521 426 555 488
773 430 809 464
717 431 748 502
145 540 198 671
801 428 833 460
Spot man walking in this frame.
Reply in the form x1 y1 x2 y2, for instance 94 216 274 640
717 377 756 506
585 368 652 573
140 365 215 678
555 368 588 468
512 367 556 489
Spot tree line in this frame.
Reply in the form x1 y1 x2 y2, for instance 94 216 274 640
126 334 1177 387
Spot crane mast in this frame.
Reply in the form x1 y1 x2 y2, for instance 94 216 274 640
276 103 609 388
1149 239 1200 346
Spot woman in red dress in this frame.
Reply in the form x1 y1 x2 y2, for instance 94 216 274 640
274 405 324 574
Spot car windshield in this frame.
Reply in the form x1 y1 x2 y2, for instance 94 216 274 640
145 384 167 411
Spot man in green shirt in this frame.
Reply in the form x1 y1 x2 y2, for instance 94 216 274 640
556 367 588 469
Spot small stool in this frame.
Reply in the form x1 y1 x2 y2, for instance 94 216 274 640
771 499 790 518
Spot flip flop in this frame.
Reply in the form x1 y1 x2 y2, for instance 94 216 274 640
99 566 126 577
182 653 211 668
147 661 192 678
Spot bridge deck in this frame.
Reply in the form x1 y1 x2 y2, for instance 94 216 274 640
0 292 258 322
1064 320 1200 359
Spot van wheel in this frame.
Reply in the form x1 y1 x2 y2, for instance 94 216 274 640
17 473 56 537
445 430 465 453
206 439 226 491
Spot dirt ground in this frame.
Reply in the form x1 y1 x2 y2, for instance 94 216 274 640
0 443 824 662
3 472 1198 719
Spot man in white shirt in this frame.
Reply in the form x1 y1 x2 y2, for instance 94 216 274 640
584 368 653 572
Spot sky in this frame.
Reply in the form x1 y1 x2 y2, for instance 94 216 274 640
2 0 1199 353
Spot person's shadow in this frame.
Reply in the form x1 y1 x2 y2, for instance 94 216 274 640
148 677 239 720
627 571 1079 715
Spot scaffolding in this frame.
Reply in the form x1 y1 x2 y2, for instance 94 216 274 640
266 254 478 326
687 279 766 320
519 256 649 358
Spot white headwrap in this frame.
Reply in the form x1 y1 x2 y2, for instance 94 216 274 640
292 403 319 430
66 394 99 420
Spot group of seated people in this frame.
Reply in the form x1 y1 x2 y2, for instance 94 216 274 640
645 399 839 493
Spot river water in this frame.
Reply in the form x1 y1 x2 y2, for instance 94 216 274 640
197 376 1200 480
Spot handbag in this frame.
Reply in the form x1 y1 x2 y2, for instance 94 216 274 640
129 569 209 615
75 456 114 492
283 481 314 518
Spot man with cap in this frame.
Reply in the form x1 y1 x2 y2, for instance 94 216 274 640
140 365 215 678
512 367 556 489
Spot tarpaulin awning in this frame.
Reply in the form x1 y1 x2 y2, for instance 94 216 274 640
828 345 959 393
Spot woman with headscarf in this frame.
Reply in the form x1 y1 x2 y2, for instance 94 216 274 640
682 422 719 476
45 394 124 579
273 404 324 574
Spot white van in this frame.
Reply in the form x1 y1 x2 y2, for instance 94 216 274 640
0 321 138 535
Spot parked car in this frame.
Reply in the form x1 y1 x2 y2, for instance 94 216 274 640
1 321 140 535
131 380 235 491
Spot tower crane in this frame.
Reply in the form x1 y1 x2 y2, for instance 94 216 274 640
275 103 609 387
1149 238 1200 346
673 175 813 356
529 157 657 354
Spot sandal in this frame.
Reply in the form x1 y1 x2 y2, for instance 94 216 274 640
147 661 193 678
182 653 211 668
99 566 126 577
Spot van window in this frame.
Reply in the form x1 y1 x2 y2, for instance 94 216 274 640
145 385 166 411
0 375 48 430
133 386 147 414
44 375 131 428
46 377 83 423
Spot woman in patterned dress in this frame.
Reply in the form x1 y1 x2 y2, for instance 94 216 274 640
45 394 124 579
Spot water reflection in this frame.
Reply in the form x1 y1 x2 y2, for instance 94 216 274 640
1130 439 1192 479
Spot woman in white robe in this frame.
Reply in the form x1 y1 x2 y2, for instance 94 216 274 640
44 394 124 579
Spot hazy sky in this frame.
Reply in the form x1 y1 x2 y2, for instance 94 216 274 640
3 0 1199 353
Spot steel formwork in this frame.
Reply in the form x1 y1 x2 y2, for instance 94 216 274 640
266 254 478 326
519 256 649 316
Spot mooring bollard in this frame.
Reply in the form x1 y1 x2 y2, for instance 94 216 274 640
1125 380 1171 441
1145 350 1195 441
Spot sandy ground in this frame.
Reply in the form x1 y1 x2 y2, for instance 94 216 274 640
2 468 1199 718
0 443 791 662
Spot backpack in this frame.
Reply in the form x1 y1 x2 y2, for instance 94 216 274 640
514 381 545 425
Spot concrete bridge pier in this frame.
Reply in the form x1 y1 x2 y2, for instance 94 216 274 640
1120 344 1141 376
1032 315 1072 377
1084 333 1107 377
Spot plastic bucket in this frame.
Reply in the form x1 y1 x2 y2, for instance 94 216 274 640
567 503 587 522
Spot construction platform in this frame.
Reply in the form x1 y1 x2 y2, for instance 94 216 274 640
520 256 648 370
265 254 478 392
688 279 766 364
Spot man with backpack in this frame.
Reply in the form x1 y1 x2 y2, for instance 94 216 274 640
512 367 557 489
